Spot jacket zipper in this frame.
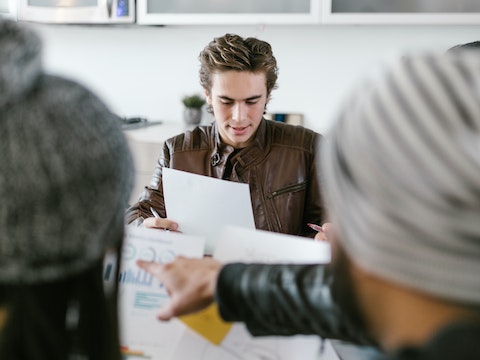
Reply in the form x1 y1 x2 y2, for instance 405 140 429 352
266 182 307 199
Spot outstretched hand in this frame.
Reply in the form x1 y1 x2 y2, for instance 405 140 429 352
136 256 223 321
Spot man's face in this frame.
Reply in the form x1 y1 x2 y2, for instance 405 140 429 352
206 71 268 149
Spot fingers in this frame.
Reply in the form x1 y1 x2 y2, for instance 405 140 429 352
157 303 176 321
136 260 176 320
136 259 164 276
314 231 328 242
143 217 179 231
315 222 334 242
322 222 333 238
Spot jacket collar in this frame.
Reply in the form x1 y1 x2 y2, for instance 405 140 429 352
209 119 269 169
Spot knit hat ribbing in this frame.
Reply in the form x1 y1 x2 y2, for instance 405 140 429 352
322 52 480 305
0 19 134 284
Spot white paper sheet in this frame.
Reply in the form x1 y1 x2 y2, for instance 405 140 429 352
214 225 331 264
171 324 325 360
111 226 206 360
170 328 240 360
220 323 323 360
162 168 256 255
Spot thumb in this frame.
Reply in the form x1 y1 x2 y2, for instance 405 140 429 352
157 302 176 321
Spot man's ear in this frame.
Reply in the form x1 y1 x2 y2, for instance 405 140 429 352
204 90 211 104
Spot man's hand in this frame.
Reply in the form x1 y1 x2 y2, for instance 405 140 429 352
143 216 180 232
136 256 223 321
314 222 333 242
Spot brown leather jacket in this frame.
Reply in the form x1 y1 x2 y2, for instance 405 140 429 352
126 119 324 238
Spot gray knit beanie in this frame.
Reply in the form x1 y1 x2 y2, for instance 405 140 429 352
0 19 134 284
322 52 480 305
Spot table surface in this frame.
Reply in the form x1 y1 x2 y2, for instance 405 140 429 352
123 122 195 144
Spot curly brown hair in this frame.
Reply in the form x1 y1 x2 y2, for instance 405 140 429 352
198 33 278 97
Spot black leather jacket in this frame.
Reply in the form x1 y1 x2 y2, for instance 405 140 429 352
126 119 324 238
217 264 480 359
216 263 372 344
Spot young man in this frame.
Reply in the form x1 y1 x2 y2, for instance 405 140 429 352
137 52 480 359
126 34 324 247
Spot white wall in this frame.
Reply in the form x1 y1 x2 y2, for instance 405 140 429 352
30 22 480 134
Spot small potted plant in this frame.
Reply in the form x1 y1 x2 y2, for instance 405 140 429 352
182 94 206 125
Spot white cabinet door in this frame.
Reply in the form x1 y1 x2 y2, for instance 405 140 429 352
136 0 321 25
322 0 480 24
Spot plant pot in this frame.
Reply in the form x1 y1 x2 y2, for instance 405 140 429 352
183 107 202 125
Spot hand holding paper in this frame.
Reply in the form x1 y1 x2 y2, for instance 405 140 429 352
162 168 256 255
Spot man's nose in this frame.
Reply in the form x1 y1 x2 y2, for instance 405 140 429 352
231 103 244 121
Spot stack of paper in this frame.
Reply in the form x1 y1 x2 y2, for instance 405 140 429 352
170 225 331 360
114 169 332 359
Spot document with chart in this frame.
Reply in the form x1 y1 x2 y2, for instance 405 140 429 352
107 226 205 360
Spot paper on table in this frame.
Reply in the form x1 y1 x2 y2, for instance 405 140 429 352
219 226 330 359
162 168 256 255
214 225 331 264
110 226 205 360
222 324 323 360
174 225 331 359
170 327 240 360
172 324 325 360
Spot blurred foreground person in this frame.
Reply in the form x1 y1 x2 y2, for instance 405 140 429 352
447 40 480 52
138 51 480 359
0 19 133 360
